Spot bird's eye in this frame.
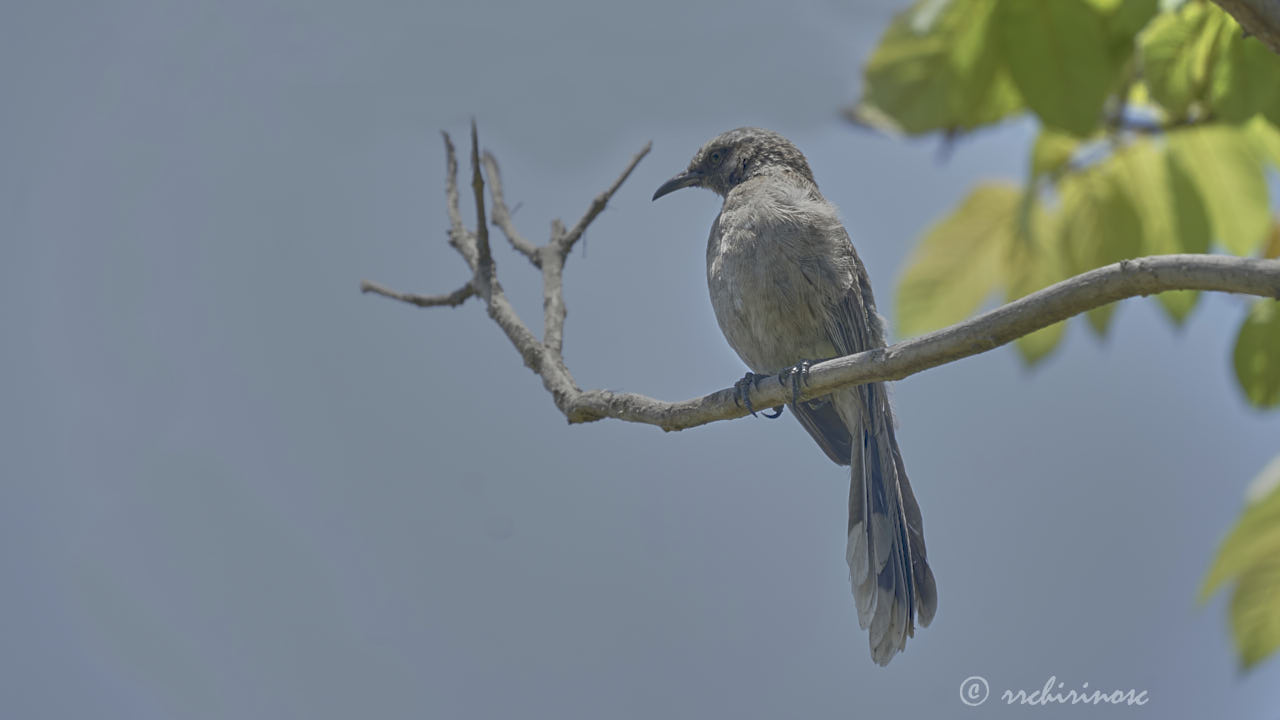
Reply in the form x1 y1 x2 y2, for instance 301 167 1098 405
709 150 723 164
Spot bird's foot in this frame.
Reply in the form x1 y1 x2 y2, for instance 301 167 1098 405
778 359 815 407
733 372 784 419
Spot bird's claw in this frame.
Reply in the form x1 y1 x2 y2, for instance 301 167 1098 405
778 359 814 407
733 373 761 417
733 372 783 419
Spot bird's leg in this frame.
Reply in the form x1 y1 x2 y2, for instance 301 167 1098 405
778 359 815 407
733 372 783 419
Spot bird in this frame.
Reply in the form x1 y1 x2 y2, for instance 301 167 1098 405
652 127 935 665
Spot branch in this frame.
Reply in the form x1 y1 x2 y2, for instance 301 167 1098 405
361 128 1280 436
361 124 651 415
543 219 569 356
560 143 651 254
361 280 475 307
563 255 1280 430
1212 0 1280 55
482 151 540 265
440 131 471 266
469 120 494 282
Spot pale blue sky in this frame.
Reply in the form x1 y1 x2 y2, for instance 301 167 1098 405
4 1 1279 718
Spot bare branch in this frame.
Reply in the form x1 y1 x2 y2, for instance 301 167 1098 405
482 151 541 266
481 281 551 373
360 280 475 307
543 219 569 355
442 132 463 237
440 131 477 269
469 120 494 277
560 255 1280 429
365 123 610 413
1212 0 1280 55
559 142 652 255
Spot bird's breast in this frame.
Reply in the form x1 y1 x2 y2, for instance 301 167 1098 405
706 211 840 373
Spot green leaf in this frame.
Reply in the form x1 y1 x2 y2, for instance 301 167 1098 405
1085 304 1117 337
1154 289 1199 324
1202 458 1280 601
1030 128 1082 178
1140 3 1280 122
1055 161 1143 336
854 0 1023 135
1058 165 1144 273
1202 456 1280 669
1265 223 1280 260
1233 300 1280 409
1247 116 1280 168
1167 124 1271 255
1208 14 1280 122
1090 0 1159 64
1109 140 1210 323
1084 0 1124 13
1265 89 1280 127
1231 556 1280 670
1164 152 1213 257
1100 0 1159 38
995 0 1120 136
896 183 1018 337
1006 198 1067 364
1139 2 1223 118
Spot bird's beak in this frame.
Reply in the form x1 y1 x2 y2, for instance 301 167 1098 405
652 170 702 201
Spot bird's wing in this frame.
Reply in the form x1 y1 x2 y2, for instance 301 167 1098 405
790 399 852 465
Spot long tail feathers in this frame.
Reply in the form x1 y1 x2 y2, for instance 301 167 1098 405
845 383 935 666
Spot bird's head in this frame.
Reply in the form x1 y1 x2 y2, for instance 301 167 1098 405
652 127 815 200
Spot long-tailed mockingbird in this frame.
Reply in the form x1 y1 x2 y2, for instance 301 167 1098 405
653 128 935 665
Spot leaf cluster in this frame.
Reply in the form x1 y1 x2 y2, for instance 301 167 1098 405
856 0 1280 407
1202 455 1280 670
855 0 1280 670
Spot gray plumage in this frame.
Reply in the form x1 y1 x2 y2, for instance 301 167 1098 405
653 128 936 665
